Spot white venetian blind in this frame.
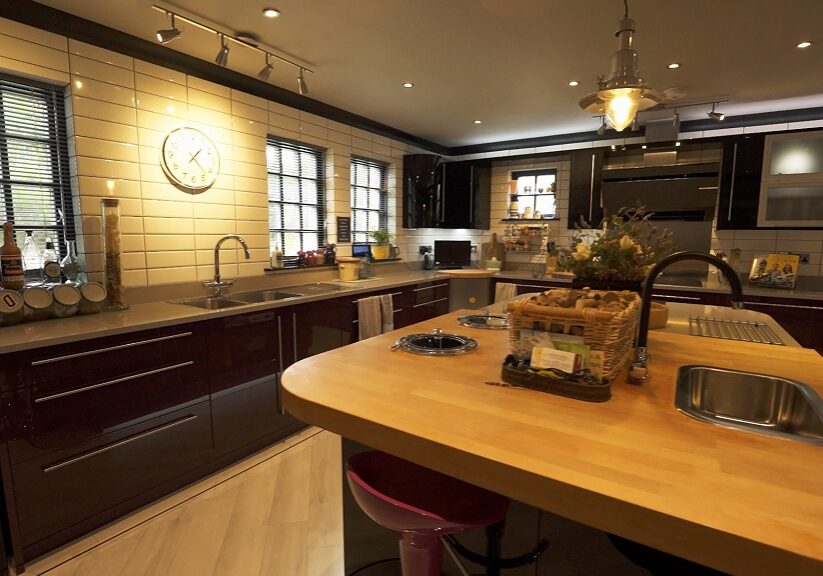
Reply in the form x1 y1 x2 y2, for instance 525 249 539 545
350 156 388 243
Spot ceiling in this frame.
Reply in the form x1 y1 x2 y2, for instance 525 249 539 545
32 0 823 148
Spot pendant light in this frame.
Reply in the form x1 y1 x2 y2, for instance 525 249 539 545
579 0 664 132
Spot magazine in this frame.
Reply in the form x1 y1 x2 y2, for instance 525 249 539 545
748 253 800 289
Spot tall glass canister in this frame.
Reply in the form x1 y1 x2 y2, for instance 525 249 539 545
101 198 127 310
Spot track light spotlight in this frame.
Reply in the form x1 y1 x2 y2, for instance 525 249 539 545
707 103 725 121
215 34 230 67
631 115 639 132
156 13 181 44
672 110 680 131
257 54 274 81
297 68 308 95
596 117 607 136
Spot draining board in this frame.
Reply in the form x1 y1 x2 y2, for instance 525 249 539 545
688 316 785 346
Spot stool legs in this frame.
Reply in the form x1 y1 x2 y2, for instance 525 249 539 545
399 532 443 576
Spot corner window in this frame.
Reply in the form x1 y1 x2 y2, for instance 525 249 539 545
266 137 325 256
350 156 388 243
0 74 74 260
512 168 557 218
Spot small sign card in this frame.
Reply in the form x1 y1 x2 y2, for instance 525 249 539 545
336 216 351 244
748 253 800 289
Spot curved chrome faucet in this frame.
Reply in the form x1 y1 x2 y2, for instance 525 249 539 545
205 234 251 296
628 251 744 384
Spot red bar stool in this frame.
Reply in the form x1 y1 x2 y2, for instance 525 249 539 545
346 450 524 576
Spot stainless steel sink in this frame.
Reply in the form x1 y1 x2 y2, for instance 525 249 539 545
287 282 347 295
171 297 248 310
231 290 302 303
676 365 823 444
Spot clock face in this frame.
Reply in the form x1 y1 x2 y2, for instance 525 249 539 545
161 127 220 192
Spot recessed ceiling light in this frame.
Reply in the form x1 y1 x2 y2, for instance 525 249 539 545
797 41 813 48
473 120 482 124
402 82 414 88
262 7 281 18
568 80 579 86
641 145 647 149
667 63 681 69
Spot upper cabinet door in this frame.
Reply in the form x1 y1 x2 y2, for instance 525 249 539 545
567 148 605 229
717 134 765 230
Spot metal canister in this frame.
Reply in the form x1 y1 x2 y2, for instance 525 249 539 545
22 286 53 321
0 289 24 326
52 284 81 318
78 282 107 315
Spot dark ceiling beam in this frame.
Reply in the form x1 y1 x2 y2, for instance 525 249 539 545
0 0 450 155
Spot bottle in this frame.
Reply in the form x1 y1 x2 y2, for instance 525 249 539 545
271 243 284 269
41 240 61 284
60 240 85 284
102 198 127 310
1 222 25 290
22 231 41 279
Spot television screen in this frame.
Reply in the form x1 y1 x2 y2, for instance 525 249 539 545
434 240 471 268
351 244 371 258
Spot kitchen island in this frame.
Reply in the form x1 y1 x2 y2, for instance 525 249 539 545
282 309 823 576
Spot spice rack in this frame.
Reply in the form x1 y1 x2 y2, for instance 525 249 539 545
503 222 550 253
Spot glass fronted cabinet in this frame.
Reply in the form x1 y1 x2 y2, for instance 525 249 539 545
759 131 823 227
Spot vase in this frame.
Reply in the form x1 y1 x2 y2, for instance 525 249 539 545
571 277 644 292
372 244 390 260
60 240 86 284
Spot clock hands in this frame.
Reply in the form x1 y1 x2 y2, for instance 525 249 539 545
188 149 204 171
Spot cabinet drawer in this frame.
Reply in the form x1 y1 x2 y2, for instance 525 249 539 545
7 325 203 395
12 400 213 549
3 358 207 464
206 310 280 393
408 282 449 305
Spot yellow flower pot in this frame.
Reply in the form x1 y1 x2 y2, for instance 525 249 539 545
371 244 391 260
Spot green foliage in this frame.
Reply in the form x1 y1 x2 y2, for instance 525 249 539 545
558 207 673 281
369 229 394 245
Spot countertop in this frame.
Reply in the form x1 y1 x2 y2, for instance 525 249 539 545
0 270 449 354
281 310 823 576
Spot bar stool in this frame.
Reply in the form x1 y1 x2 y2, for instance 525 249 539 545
347 450 546 576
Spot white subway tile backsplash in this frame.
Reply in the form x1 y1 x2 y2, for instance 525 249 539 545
72 116 138 144
231 100 268 123
186 75 230 98
70 54 134 88
74 136 139 163
71 76 135 106
230 89 267 110
144 217 194 235
147 267 198 285
187 87 230 113
135 60 186 85
68 39 132 69
135 73 187 102
76 157 141 181
1 32 69 72
71 96 137 126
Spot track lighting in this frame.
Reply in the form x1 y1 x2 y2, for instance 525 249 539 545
596 117 607 136
257 54 274 81
672 110 680 131
215 34 230 67
707 102 725 121
631 115 639 132
297 68 308 95
156 13 181 44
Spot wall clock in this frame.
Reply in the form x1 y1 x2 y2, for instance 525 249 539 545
160 126 220 192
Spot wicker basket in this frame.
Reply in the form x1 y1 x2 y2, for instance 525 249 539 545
505 289 641 383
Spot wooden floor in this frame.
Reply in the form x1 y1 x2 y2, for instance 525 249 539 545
22 428 344 576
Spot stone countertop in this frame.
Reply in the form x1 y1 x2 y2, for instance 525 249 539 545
0 270 449 354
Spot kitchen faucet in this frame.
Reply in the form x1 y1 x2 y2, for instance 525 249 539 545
628 251 744 384
205 234 251 296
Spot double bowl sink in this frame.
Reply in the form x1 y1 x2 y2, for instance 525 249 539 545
171 283 346 310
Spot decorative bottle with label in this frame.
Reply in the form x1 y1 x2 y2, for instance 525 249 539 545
1 222 25 290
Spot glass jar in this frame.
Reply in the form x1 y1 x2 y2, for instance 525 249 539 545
102 198 128 310
60 239 86 284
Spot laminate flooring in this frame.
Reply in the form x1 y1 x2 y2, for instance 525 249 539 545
22 427 343 576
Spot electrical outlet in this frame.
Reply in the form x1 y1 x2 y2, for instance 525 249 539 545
471 244 478 254
799 253 810 264
418 245 429 255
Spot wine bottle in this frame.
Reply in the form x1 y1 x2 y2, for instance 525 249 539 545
1 222 25 290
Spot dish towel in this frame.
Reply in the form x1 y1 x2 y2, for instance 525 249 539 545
494 282 518 303
358 294 394 340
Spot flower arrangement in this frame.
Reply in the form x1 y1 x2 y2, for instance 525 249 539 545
558 207 672 282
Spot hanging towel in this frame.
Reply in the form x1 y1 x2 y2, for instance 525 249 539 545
358 296 382 340
494 282 518 303
380 294 394 334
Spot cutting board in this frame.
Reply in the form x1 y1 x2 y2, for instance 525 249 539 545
481 233 505 268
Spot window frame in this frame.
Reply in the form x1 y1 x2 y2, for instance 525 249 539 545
511 168 557 219
266 136 326 260
0 73 74 259
350 155 388 244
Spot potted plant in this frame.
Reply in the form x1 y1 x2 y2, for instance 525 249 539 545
369 229 395 260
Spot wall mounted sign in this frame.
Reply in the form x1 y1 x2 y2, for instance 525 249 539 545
160 126 220 193
336 216 351 243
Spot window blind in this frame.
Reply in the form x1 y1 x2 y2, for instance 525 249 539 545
350 156 388 243
266 137 325 257
0 73 74 259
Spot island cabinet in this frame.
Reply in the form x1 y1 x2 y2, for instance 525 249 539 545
0 325 213 564
741 297 823 352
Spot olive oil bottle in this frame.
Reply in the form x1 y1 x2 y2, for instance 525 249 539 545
1 222 25 290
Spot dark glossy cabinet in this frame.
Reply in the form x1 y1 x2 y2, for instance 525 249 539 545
403 154 491 229
290 297 356 362
716 134 765 229
346 281 450 340
741 297 823 353
567 147 605 229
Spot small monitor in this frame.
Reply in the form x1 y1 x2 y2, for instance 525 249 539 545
434 240 471 269
351 244 371 258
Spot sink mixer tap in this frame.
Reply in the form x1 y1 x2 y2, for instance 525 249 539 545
628 251 744 384
205 234 251 296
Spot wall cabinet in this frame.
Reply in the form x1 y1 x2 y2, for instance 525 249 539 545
403 155 491 229
716 133 765 229
567 148 605 229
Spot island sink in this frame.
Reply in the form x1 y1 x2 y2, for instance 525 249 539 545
676 365 823 445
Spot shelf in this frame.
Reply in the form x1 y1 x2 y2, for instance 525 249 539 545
500 218 559 222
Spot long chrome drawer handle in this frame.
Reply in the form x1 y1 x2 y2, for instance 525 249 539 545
412 297 448 308
34 361 194 403
42 414 198 473
742 301 823 311
31 332 193 366
412 283 448 292
351 291 402 304
651 293 702 301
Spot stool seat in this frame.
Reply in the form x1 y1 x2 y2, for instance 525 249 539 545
347 451 510 575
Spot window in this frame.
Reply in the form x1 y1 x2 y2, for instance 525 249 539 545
266 137 325 256
350 156 388 243
512 168 557 218
0 74 73 259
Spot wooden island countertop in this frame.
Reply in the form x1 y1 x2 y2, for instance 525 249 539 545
281 310 823 576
